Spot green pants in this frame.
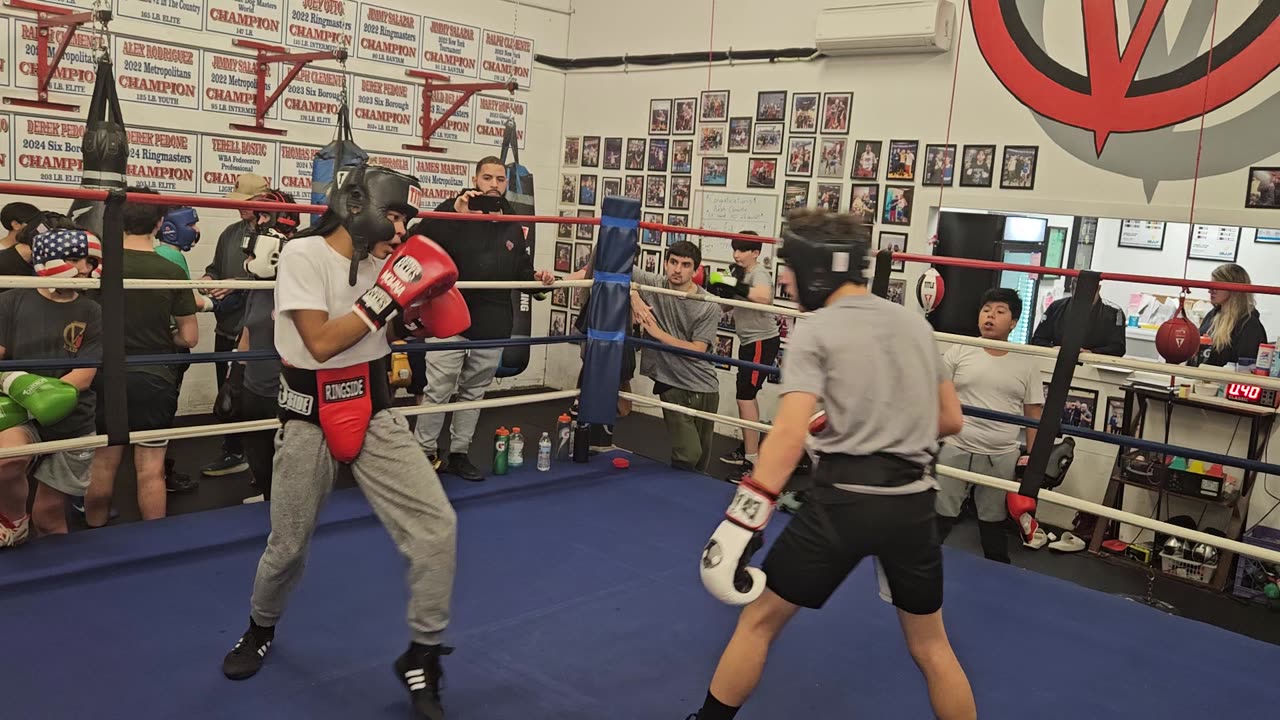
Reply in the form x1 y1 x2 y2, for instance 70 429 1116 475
659 387 720 472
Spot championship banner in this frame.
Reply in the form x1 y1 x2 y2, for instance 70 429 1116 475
13 116 85 186
479 30 534 90
0 18 11 87
207 0 285 44
114 37 200 110
0 114 11 181
285 0 356 53
426 88 473 144
15 20 97 97
116 0 205 31
422 17 480 78
276 142 320 201
414 156 472 206
351 75 415 135
26 0 91 7
473 95 526 149
199 134 278 196
126 128 198 193
202 51 279 118
280 66 348 126
365 152 413 177
355 3 421 67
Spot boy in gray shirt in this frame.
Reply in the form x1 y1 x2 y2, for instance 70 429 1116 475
631 240 721 471
689 211 975 720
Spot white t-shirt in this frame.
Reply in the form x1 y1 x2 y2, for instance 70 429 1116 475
942 344 1042 455
274 235 390 369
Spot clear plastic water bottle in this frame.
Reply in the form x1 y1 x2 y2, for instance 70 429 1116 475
510 427 525 468
537 432 552 471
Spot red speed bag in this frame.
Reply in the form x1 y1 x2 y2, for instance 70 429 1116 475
1156 313 1200 364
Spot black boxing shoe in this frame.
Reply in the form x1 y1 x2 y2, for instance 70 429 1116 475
222 618 274 680
395 643 454 719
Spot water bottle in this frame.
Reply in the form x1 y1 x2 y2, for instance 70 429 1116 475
555 413 573 460
509 427 525 468
493 427 510 476
537 432 552 471
572 419 590 463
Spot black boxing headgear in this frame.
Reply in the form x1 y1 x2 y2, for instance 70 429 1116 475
777 222 870 311
328 163 423 285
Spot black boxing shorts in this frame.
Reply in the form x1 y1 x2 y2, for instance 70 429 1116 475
279 356 392 463
735 336 781 401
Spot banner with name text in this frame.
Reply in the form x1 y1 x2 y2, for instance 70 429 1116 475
414 156 472 206
351 75 416 136
479 30 534 90
473 94 526 150
27 0 92 7
13 116 86 186
201 50 279 119
15 21 98 98
425 88 473 144
127 128 199 193
285 0 356 52
207 0 285 44
0 18 10 88
280 66 348 126
365 152 414 179
422 17 480 78
114 37 201 110
0 114 11 181
276 142 320 202
356 3 420 67
199 135 278 196
116 0 205 32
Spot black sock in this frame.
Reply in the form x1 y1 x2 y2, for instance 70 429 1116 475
249 617 274 638
698 690 740 720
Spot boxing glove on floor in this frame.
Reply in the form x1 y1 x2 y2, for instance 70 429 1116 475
701 478 776 606
0 372 77 427
354 236 459 332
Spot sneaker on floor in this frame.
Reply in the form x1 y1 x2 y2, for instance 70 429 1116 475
445 453 484 482
0 513 29 548
203 453 249 477
167 470 200 494
724 461 754 485
241 494 265 505
69 498 119 521
778 491 805 514
424 452 443 471
222 618 275 680
394 643 453 720
719 444 746 466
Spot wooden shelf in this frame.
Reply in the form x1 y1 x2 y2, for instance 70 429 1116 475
1108 472 1240 508
1124 384 1280 416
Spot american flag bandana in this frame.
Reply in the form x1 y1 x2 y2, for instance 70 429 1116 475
33 229 103 279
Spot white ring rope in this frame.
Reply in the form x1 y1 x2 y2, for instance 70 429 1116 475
619 391 771 433
0 389 579 460
0 277 594 291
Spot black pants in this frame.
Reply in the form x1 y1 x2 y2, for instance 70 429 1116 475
239 390 277 500
214 333 243 456
407 349 428 396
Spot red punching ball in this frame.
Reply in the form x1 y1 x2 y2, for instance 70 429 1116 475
1155 299 1200 364
916 268 944 314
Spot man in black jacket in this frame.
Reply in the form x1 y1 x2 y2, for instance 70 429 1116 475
1030 283 1126 356
411 157 554 480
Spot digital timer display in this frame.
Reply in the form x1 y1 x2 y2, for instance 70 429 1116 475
1226 382 1263 402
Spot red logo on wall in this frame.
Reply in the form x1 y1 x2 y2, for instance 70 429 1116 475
970 0 1280 155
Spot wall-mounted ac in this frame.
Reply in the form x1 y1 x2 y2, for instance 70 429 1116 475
815 0 956 56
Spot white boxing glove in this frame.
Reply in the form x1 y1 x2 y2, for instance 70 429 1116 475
700 478 776 606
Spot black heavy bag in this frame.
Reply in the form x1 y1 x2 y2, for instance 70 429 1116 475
310 101 367 224
497 116 536 378
69 59 129 236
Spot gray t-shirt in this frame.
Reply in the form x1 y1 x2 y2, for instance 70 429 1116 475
942 345 1041 455
733 263 779 344
782 293 944 494
634 270 720 393
241 289 281 398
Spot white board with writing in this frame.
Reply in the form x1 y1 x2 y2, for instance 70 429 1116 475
695 190 778 263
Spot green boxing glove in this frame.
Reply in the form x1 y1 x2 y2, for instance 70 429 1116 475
0 395 31 432
708 270 750 300
0 371 78 427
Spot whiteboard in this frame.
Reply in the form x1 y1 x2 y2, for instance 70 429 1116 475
695 189 779 264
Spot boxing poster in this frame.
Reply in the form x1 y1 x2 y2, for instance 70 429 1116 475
15 20 97 98
0 114 11 181
276 142 321 202
427 88 475 145
126 128 198 194
351 75 416 136
206 0 285 45
479 30 534 90
473 95 526 149
0 18 10 88
355 3 421 67
116 0 205 31
113 38 200 110
27 0 92 7
285 0 356 53
279 67 348 126
423 17 481 78
13 115 86 186
414 157 472 206
202 50 279 119
199 134 278 195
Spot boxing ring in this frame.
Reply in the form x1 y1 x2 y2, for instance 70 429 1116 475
2 182 1280 718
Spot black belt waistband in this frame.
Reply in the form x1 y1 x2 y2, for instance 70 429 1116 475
814 452 930 489
278 357 393 424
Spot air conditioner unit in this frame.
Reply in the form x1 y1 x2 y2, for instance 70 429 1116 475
815 0 955 56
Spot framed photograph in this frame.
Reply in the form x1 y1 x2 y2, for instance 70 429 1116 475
815 183 842 212
642 248 662 274
571 286 588 311
671 139 694 175
886 140 919 181
782 181 810 217
1104 397 1125 435
576 210 595 241
700 125 727 154
789 92 819 134
648 138 669 172
700 90 729 122
728 117 753 152
641 212 664 246
756 91 787 121
649 99 672 134
549 310 568 337
670 176 692 210
645 175 668 208
1044 384 1098 429
569 312 579 332
603 137 623 170
1000 145 1039 190
713 333 736 370
624 175 644 201
563 136 580 167
752 122 784 155
959 144 996 187
673 97 697 135
851 140 882 179
1187 224 1241 262
550 285 569 308
747 158 778 188
774 261 794 302
776 315 796 341
879 231 908 272
718 305 736 332
1257 228 1280 244
1118 220 1166 250
578 174 598 206
769 347 785 382
817 138 847 178
820 92 852 134
560 173 578 204
666 214 689 244
922 144 956 187
602 176 621 199
573 241 593 271
554 241 572 273
882 185 914 226
785 137 815 177
1246 166 1280 209
625 138 646 170
701 157 729 187
887 278 906 305
849 183 879 225
581 136 600 168
557 211 574 240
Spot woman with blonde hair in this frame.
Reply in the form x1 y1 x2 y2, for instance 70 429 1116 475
1194 263 1269 367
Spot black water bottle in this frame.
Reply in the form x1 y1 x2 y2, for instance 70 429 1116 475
572 419 590 463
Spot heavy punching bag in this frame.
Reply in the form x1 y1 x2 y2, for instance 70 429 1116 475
497 116 537 378
68 59 129 236
310 101 367 223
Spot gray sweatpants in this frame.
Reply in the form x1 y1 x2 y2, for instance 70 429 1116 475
934 444 1019 522
249 411 457 645
413 335 504 454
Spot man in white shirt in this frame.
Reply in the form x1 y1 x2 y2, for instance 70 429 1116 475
936 288 1043 564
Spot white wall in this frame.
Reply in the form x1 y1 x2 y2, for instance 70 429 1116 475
0 0 572 414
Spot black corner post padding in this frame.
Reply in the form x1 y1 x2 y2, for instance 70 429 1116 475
870 248 893 299
99 189 130 447
1019 270 1102 498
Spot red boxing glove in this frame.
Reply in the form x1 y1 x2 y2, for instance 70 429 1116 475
353 236 458 332
1007 492 1039 543
404 286 471 339
809 410 828 435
